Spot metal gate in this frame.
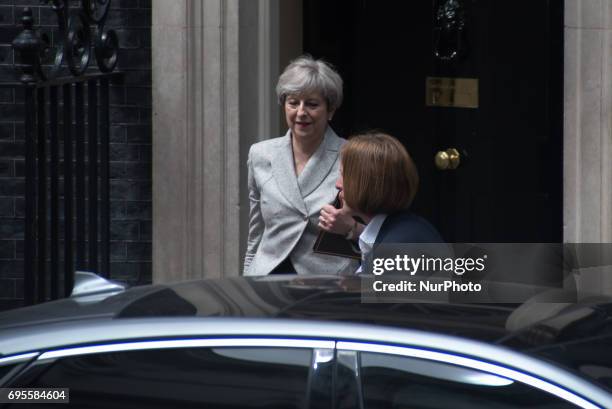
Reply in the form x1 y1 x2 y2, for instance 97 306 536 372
11 0 121 305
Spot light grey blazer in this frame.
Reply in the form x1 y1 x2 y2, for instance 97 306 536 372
244 127 358 276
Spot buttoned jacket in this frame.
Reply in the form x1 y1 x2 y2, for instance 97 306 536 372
244 128 357 276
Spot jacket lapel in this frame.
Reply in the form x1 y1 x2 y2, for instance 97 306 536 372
297 127 342 198
271 130 308 215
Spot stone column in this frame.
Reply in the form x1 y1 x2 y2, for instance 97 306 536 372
564 0 612 294
152 0 287 282
152 0 242 281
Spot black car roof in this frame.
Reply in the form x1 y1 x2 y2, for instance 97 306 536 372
0 275 608 347
1 275 612 393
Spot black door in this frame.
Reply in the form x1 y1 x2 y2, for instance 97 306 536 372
303 0 563 242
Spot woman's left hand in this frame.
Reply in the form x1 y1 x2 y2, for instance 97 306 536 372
318 204 354 235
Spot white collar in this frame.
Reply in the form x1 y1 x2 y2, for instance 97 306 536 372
359 214 388 246
356 214 387 273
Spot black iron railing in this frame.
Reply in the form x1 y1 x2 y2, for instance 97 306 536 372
11 0 121 305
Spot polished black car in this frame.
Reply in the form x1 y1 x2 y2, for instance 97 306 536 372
0 272 611 408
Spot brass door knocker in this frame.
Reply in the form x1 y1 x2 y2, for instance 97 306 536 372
433 0 466 61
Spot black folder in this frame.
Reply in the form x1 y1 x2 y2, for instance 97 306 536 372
313 193 362 260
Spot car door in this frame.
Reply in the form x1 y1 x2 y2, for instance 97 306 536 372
336 341 600 409
2 339 334 409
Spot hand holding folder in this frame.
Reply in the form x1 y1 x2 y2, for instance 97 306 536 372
313 193 361 260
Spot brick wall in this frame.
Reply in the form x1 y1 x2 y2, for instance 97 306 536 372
0 0 152 311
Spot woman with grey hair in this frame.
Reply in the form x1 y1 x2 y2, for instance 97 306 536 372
243 55 358 276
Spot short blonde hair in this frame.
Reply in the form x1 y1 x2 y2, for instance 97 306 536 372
341 132 419 215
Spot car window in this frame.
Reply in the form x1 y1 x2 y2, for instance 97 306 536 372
0 363 19 383
8 346 312 408
0 353 38 387
360 352 579 409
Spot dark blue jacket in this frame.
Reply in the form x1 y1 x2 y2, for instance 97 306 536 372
375 211 444 244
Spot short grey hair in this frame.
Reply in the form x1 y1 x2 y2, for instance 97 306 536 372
276 55 343 111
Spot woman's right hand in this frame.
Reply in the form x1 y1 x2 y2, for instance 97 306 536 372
318 204 354 235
